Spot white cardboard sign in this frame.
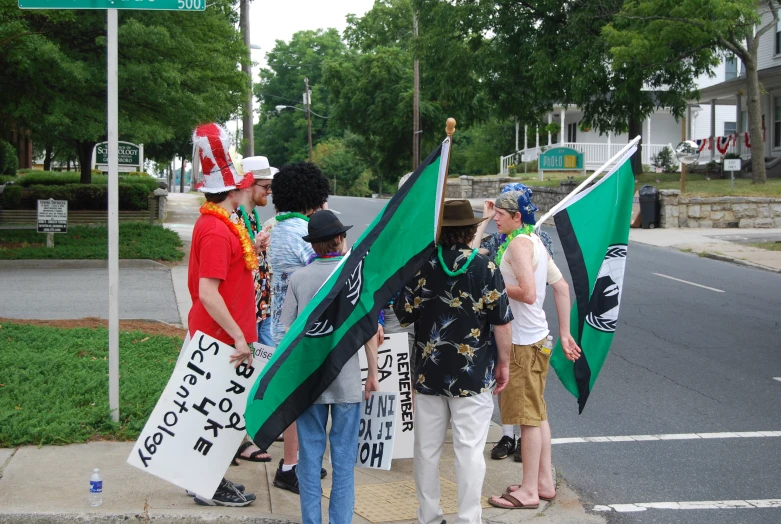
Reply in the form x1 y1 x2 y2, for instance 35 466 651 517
724 159 741 172
127 331 259 499
359 333 414 459
356 392 397 470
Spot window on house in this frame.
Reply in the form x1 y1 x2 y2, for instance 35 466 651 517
724 122 737 135
725 57 737 80
567 122 578 143
775 97 781 148
777 21 781 55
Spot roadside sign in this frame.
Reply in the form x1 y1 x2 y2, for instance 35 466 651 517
93 141 144 173
724 159 741 172
37 199 68 234
19 0 205 10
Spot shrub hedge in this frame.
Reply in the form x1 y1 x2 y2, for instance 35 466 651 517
0 140 18 175
18 171 158 192
2 183 149 211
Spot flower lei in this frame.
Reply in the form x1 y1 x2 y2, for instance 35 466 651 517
276 212 309 222
200 202 259 271
237 205 261 241
495 224 535 266
437 245 478 277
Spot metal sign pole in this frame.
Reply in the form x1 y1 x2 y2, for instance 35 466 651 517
731 170 735 191
107 8 120 423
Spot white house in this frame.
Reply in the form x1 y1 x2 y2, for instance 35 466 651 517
501 62 740 173
692 9 781 166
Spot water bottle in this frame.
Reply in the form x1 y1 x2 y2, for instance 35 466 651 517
541 335 553 355
89 468 103 507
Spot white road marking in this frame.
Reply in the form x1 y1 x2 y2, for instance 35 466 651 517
652 272 725 293
774 377 781 382
552 430 781 445
592 499 781 513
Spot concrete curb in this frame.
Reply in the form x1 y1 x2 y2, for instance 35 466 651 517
0 513 300 523
700 251 781 274
0 259 168 270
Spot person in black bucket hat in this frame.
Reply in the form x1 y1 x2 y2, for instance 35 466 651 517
279 208 380 524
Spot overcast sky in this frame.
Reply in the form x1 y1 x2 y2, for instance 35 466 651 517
248 0 374 73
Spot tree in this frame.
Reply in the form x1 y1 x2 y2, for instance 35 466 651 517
605 0 775 184
253 29 345 166
1 0 248 182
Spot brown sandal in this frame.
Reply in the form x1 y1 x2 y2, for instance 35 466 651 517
488 493 539 510
504 485 555 501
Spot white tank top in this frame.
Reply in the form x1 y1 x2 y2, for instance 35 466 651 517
500 234 550 345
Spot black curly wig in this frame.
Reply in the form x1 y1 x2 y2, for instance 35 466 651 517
271 162 331 213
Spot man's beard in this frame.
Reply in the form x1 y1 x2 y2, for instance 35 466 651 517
253 195 267 207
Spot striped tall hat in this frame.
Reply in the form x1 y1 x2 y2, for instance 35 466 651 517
191 123 253 193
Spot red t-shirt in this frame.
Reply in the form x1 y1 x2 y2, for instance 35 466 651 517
187 213 257 346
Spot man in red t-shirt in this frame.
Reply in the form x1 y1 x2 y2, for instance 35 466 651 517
184 123 258 507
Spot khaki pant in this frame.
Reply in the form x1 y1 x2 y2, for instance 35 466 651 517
499 339 550 427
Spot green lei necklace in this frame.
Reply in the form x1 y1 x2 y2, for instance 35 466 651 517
437 245 478 277
276 212 309 222
237 205 261 241
495 224 535 266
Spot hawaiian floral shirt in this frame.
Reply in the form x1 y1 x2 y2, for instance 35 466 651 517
236 208 271 322
393 243 512 397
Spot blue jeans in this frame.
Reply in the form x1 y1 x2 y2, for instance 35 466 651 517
296 402 361 524
257 317 273 346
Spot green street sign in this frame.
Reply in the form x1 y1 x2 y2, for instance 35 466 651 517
539 147 585 171
19 0 205 10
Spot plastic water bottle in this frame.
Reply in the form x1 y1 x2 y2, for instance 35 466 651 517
89 468 103 507
541 335 554 355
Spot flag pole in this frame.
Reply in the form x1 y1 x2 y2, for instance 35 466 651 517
435 117 457 244
535 135 641 230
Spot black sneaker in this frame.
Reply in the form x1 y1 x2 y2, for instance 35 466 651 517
187 483 244 497
514 439 522 462
193 478 255 507
490 436 516 460
273 459 299 494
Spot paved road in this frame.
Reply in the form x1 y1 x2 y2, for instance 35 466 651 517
283 196 781 523
0 267 180 323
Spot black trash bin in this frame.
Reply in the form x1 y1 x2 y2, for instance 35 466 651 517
639 185 659 229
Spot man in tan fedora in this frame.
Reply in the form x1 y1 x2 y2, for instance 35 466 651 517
394 199 513 524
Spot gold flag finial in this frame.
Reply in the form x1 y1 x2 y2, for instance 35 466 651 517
446 118 456 138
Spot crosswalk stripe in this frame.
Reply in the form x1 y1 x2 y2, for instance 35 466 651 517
592 499 781 512
552 430 781 445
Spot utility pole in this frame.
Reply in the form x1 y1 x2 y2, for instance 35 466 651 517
412 11 420 170
305 77 313 162
240 0 254 157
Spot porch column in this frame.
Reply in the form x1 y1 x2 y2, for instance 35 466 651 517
646 115 652 165
515 120 519 151
607 131 612 160
766 92 772 158
710 99 716 161
560 106 566 144
547 113 552 146
736 93 742 156
535 125 540 151
524 124 528 151
686 105 692 140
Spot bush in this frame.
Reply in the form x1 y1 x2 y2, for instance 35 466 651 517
0 175 17 185
17 171 158 192
2 185 23 208
651 147 678 173
0 140 18 175
2 183 149 211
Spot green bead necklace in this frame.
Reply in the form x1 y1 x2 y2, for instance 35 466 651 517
237 205 261 241
437 245 478 277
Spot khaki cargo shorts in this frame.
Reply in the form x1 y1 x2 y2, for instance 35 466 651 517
499 338 550 427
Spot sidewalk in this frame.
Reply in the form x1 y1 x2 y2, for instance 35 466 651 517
464 198 781 273
164 193 202 329
0 439 603 524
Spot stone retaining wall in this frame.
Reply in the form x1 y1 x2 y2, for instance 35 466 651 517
446 176 580 214
659 190 781 229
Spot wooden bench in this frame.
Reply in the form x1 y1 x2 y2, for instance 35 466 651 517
0 209 151 228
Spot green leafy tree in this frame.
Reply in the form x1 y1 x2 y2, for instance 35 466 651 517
605 0 776 184
1 0 248 183
253 29 345 166
312 136 370 196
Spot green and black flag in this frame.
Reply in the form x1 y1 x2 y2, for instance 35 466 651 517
550 146 636 413
245 138 451 450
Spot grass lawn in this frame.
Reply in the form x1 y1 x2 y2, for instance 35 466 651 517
749 241 781 251
0 321 183 446
0 223 184 261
